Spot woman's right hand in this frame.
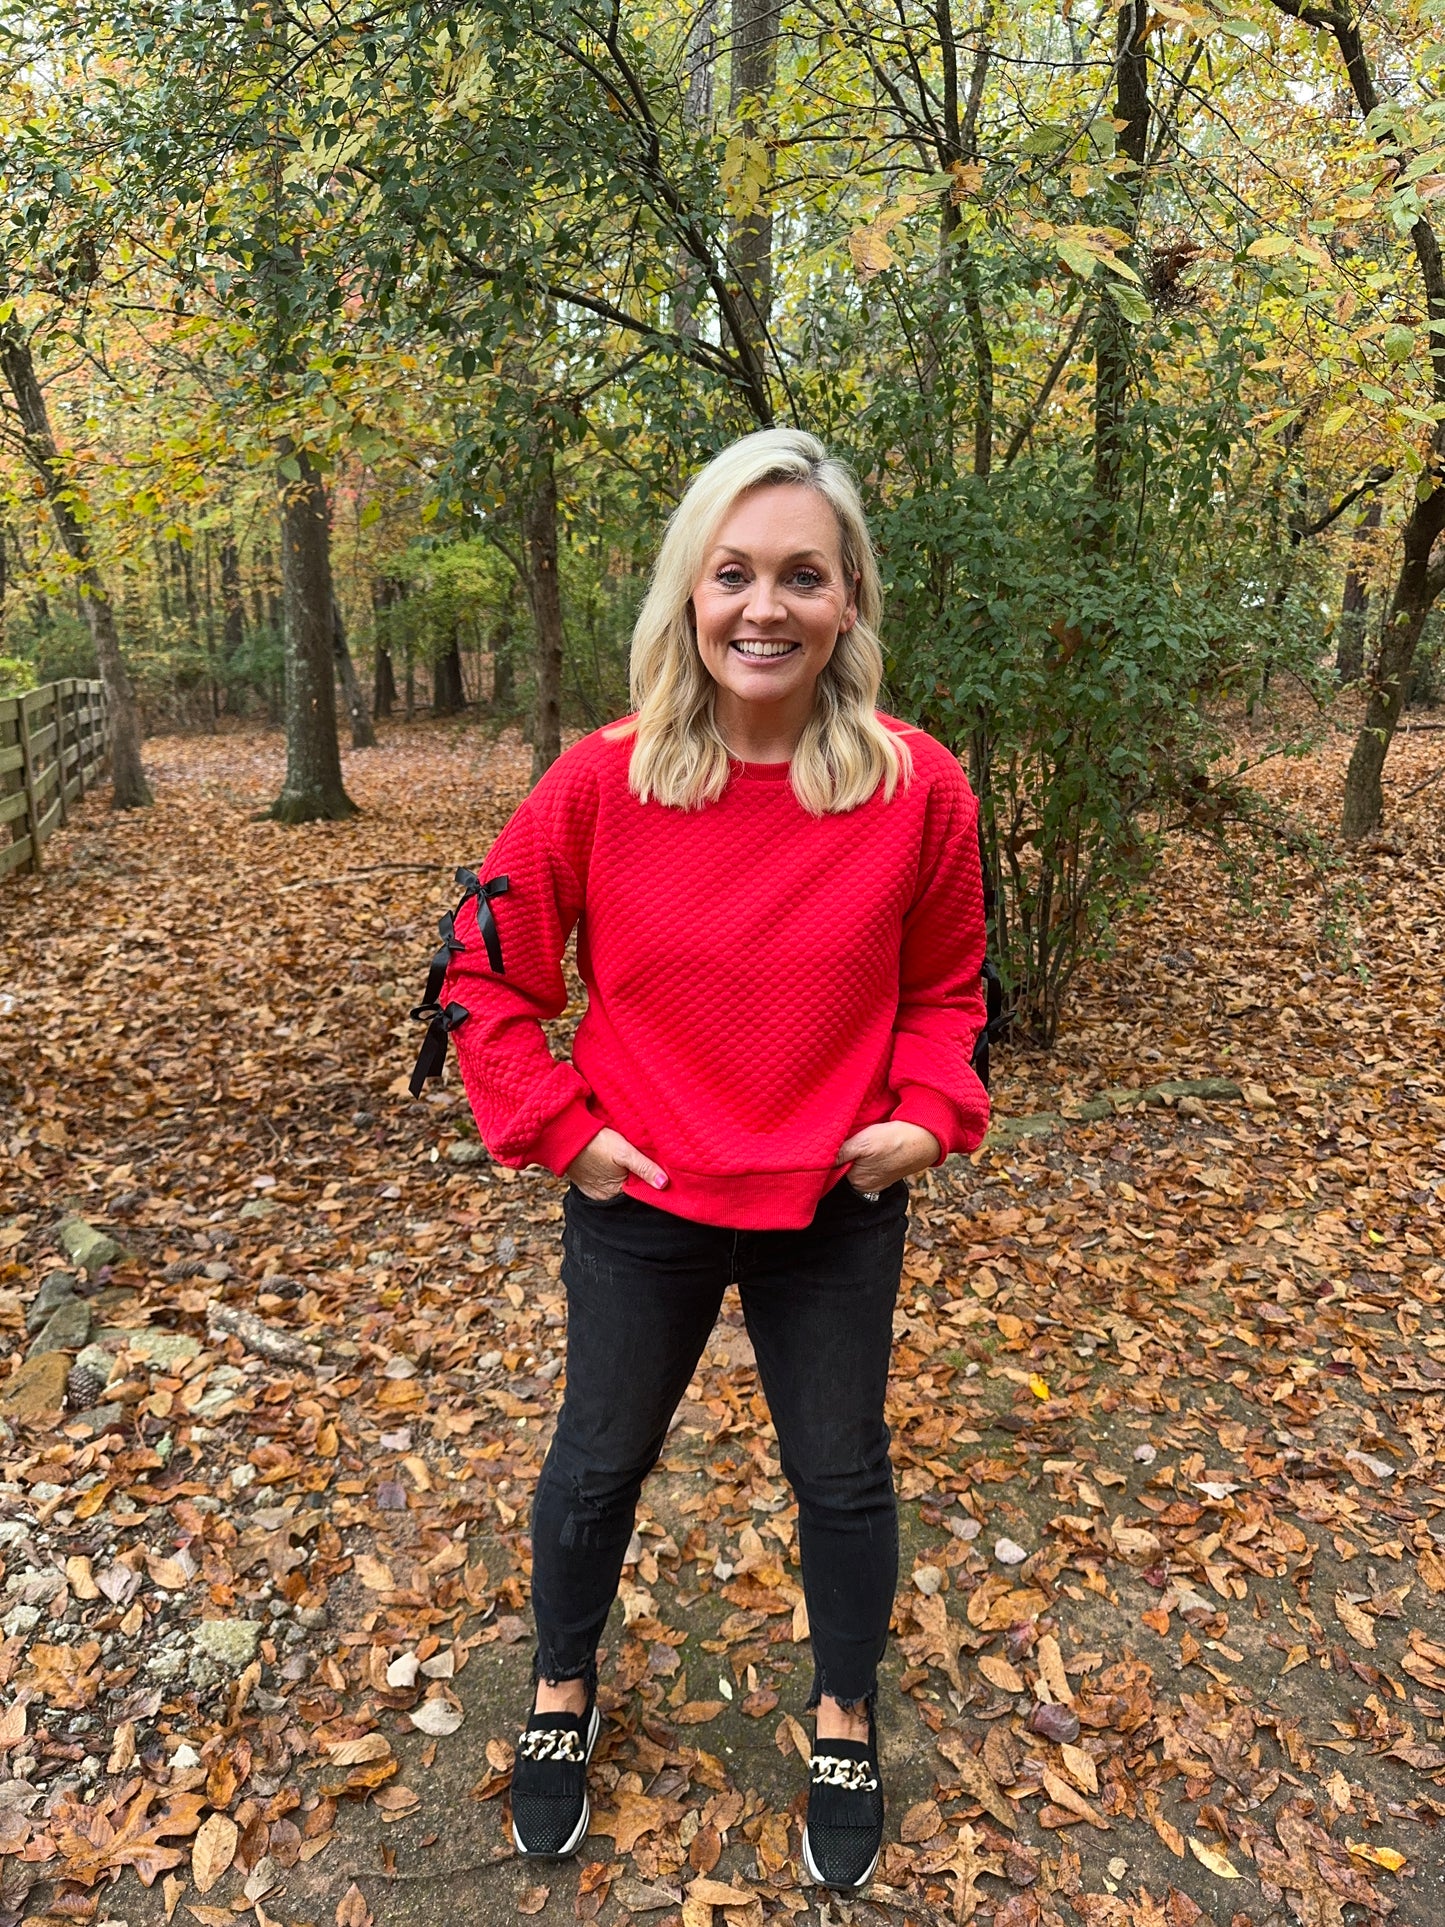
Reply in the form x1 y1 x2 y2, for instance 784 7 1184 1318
565 1128 669 1202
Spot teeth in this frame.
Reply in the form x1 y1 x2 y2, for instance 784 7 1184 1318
734 642 797 656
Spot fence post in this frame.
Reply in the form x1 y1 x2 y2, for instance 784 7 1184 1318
16 693 42 874
54 682 70 826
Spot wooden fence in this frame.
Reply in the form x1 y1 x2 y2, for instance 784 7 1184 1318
0 680 110 881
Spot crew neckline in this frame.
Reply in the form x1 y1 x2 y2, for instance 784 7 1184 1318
729 755 794 780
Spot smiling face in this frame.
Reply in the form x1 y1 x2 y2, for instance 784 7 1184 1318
690 483 858 752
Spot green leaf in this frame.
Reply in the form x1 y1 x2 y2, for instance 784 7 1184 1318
1056 238 1098 279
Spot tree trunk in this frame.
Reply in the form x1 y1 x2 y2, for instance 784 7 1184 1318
1341 494 1445 838
1092 1 1149 511
433 628 466 714
268 443 356 822
677 0 719 338
492 614 516 711
373 645 397 719
220 535 245 661
1337 493 1380 683
728 0 778 362
1270 0 1445 833
0 324 152 807
333 598 377 747
523 446 564 780
371 577 400 718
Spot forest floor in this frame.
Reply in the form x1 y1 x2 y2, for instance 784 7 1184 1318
0 713 1442 1927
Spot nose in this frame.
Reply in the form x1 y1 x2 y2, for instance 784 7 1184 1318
743 573 787 625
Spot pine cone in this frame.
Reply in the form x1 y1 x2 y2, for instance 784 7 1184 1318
66 1363 108 1411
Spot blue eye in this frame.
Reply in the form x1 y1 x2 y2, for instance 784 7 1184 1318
793 569 824 590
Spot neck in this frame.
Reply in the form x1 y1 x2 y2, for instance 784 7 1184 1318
714 688 813 764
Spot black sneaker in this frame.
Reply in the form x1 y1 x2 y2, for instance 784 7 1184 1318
509 1692 600 1858
801 1703 884 1890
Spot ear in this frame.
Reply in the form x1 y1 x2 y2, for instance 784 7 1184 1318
839 571 861 635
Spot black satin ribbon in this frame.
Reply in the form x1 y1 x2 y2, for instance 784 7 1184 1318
407 869 510 1097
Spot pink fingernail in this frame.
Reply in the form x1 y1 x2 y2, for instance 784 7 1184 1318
652 1173 667 1189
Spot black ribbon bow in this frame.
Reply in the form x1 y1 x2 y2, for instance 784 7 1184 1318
407 868 509 1098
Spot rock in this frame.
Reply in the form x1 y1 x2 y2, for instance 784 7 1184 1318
445 1141 489 1166
122 1331 201 1370
73 1342 120 1386
193 1620 263 1669
70 1403 125 1438
57 1220 122 1277
0 1353 70 1425
25 1273 80 1335
294 1606 329 1630
1 1604 41 1639
994 1538 1030 1566
202 1262 232 1282
238 1199 279 1222
27 1299 92 1358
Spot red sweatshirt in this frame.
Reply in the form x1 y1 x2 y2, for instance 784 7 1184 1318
442 713 989 1230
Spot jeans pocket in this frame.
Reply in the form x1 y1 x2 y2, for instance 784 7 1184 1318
570 1183 627 1209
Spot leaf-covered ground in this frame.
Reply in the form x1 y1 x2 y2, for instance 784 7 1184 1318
0 718 1442 1927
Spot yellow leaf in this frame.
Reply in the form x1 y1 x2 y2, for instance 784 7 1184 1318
354 1555 395 1592
1189 1837 1241 1877
1346 1839 1407 1874
849 224 896 280
1281 1643 1309 1675
1028 1374 1051 1400
191 1812 238 1894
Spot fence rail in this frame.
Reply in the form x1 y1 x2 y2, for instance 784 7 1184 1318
0 680 110 882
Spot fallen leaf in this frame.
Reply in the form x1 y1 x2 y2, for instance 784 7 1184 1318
1188 1837 1241 1878
191 1813 238 1894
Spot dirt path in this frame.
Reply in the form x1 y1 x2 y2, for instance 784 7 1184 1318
0 720 1441 1927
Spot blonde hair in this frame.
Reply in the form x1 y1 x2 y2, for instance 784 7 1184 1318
604 428 914 815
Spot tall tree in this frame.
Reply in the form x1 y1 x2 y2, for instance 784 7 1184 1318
1271 0 1445 836
269 447 355 822
0 323 151 807
1093 1 1150 512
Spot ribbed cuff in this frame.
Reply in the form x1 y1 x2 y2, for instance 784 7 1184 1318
528 1094 605 1178
888 1086 957 1166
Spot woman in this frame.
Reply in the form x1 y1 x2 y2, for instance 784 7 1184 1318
429 428 989 1889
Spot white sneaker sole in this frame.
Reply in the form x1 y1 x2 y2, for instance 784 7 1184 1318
801 1823 881 1891
511 1703 601 1858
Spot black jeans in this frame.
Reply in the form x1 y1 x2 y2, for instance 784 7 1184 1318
529 1174 910 1709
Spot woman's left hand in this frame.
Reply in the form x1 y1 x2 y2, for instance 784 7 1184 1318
835 1121 942 1194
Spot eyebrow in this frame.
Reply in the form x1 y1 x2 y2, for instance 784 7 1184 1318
708 545 833 565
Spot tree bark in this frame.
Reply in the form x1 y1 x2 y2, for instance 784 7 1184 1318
0 323 152 807
678 0 719 339
1337 494 1380 683
1341 505 1445 837
727 0 779 367
1092 1 1149 510
268 443 356 822
1272 0 1445 833
433 628 466 715
333 598 377 747
220 535 245 662
523 445 564 780
492 613 516 711
371 577 402 720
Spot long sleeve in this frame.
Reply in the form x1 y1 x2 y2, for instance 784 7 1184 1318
441 790 603 1176
886 766 990 1162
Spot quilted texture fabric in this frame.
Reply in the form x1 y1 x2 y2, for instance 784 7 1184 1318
443 712 989 1230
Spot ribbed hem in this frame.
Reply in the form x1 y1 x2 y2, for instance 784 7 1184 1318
528 1096 606 1178
613 1163 855 1231
889 1085 965 1164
